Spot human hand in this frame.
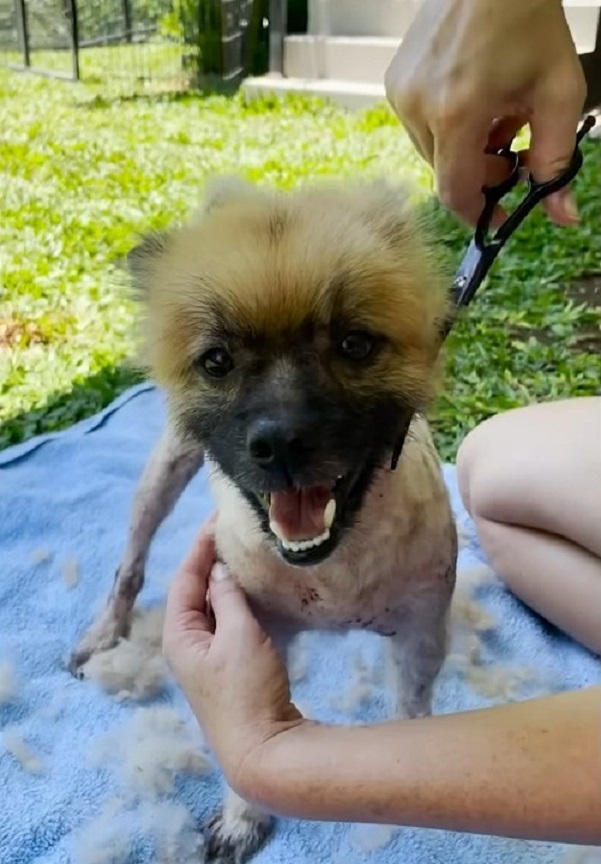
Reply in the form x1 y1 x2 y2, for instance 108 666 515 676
162 515 304 795
385 0 587 226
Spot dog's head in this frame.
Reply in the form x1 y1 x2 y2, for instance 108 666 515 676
129 176 450 567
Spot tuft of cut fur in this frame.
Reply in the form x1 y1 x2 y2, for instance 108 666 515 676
3 729 44 774
562 849 601 864
62 554 79 588
0 659 16 704
82 606 167 700
31 548 53 565
73 799 132 864
92 706 211 798
349 824 398 853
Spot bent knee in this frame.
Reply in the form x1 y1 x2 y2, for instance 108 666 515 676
455 413 512 523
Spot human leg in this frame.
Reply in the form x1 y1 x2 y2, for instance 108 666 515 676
456 397 601 654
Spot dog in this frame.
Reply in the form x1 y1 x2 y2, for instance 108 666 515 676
70 176 458 863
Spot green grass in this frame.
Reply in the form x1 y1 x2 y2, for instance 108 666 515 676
1 69 600 460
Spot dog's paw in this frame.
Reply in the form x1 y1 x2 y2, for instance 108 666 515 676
68 608 129 678
68 632 117 679
205 808 273 864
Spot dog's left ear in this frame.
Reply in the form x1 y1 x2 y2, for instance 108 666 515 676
127 176 257 295
126 230 171 296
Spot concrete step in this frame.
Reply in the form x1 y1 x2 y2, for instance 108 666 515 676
242 73 386 110
245 0 600 110
307 0 600 47
286 5 600 86
284 35 398 85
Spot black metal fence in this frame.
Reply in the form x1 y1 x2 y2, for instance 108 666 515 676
0 0 272 91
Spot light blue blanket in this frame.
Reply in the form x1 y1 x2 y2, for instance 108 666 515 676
1 383 599 864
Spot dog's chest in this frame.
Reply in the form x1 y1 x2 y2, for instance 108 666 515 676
210 434 454 631
215 504 449 631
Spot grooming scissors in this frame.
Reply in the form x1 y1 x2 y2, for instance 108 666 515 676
390 113 597 470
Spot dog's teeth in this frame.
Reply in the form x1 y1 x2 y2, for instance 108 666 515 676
269 520 285 541
280 529 331 553
323 498 336 529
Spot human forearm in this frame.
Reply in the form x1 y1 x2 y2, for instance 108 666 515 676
244 688 601 843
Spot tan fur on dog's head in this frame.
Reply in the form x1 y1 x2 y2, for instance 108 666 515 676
128 176 450 566
130 176 449 400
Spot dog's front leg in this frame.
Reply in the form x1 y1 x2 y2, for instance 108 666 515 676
387 559 457 719
206 789 273 864
69 425 204 676
387 606 450 719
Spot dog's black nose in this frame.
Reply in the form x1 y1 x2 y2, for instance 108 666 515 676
247 418 310 476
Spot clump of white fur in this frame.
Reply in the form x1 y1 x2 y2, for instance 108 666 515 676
447 562 543 701
3 729 44 774
456 519 472 550
83 607 168 700
92 705 211 799
0 660 16 704
331 645 376 715
62 555 79 588
562 848 601 864
288 632 311 684
74 798 205 864
73 799 132 864
140 800 205 863
465 664 535 701
31 548 53 565
349 823 398 852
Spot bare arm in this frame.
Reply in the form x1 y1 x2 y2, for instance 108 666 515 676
163 535 601 846
244 687 601 844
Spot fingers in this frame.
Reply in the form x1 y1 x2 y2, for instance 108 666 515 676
487 115 527 154
432 115 492 226
171 517 217 612
209 563 266 643
163 515 218 653
528 64 586 225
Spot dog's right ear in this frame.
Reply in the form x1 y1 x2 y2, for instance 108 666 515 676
126 230 171 295
127 175 258 294
199 174 256 216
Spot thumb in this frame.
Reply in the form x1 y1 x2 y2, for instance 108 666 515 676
209 563 260 639
528 72 586 225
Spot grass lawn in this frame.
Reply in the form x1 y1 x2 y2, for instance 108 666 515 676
1 69 600 461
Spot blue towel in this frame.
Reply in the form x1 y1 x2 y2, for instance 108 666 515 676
1 383 600 864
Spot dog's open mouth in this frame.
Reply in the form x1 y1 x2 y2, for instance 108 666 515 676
255 471 362 566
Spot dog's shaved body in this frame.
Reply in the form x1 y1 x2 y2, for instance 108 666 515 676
71 177 457 863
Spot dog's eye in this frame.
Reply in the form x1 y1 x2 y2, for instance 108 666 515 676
339 331 375 362
200 348 234 379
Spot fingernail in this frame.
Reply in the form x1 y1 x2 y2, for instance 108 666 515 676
562 190 579 222
211 562 230 582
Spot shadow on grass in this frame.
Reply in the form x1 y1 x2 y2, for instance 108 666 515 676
77 79 242 111
0 362 147 452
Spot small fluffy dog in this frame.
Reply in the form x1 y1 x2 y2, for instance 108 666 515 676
70 176 458 863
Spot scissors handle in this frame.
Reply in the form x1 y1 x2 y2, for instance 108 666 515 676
491 113 596 247
450 114 597 318
475 148 521 247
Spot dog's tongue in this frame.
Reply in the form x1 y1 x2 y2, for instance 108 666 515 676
269 486 332 541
